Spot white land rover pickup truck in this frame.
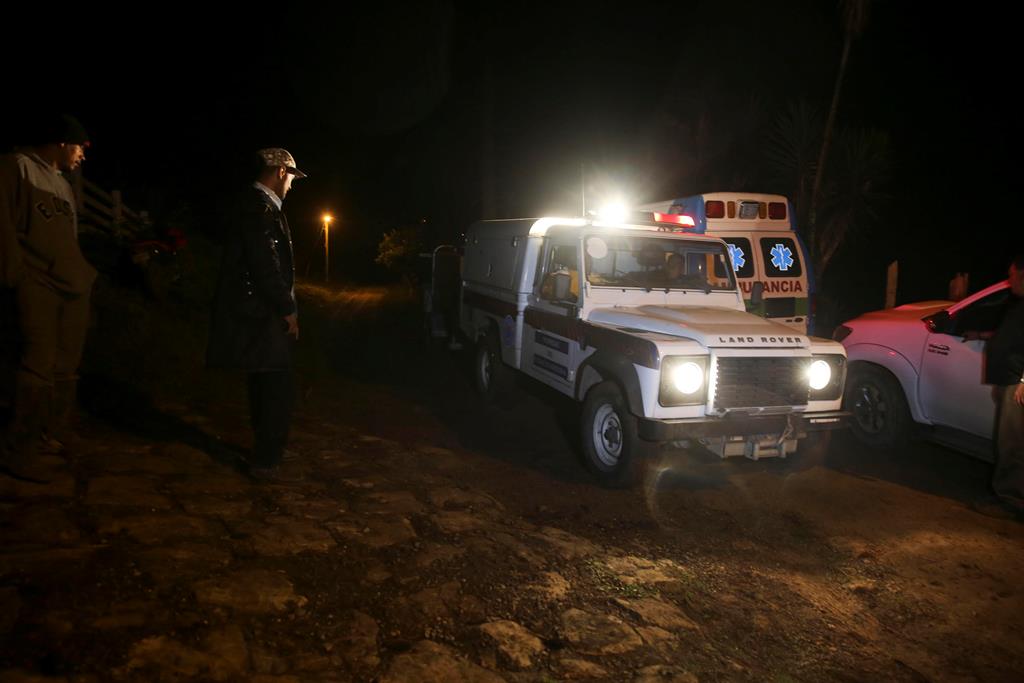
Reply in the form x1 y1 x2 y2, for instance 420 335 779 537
836 279 1013 460
459 216 848 486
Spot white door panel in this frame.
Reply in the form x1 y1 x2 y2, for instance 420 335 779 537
919 335 996 437
523 304 577 395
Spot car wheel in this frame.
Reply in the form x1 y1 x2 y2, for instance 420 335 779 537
474 330 511 402
844 364 912 449
580 381 646 487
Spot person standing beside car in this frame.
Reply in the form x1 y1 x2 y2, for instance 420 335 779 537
985 254 1024 513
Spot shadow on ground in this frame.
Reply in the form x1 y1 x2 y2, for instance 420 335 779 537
79 373 249 473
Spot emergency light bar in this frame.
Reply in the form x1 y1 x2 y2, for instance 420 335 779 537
620 211 698 232
587 209 698 232
650 212 696 229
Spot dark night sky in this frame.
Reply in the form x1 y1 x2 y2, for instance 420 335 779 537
2 1 1017 314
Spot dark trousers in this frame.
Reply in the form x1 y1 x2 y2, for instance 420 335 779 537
993 384 1024 507
5 277 89 457
246 370 294 467
16 276 90 389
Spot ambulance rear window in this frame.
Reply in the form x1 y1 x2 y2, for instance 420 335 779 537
713 238 755 279
759 237 803 278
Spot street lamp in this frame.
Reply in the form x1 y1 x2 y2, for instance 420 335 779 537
322 213 333 283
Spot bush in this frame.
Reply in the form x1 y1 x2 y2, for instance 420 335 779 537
375 226 421 286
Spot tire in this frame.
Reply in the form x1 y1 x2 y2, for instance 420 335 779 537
580 381 646 487
844 364 912 449
473 330 512 402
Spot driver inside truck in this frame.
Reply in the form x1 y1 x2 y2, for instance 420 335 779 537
660 251 712 291
664 253 684 281
539 245 579 302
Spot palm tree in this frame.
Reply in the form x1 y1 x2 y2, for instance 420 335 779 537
764 100 889 282
808 0 872 241
764 100 822 233
814 127 890 278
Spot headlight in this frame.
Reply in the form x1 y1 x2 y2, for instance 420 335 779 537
660 356 709 407
672 362 705 394
808 360 832 391
808 355 846 400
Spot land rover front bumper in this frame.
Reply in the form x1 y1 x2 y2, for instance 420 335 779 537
637 410 848 442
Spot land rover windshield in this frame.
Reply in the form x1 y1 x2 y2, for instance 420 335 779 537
583 235 736 293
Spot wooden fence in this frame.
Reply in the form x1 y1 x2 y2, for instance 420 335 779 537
72 173 149 237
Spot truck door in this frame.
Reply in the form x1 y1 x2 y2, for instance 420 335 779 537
919 287 1009 437
523 240 580 396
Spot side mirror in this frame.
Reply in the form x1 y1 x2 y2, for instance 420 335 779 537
552 272 572 301
750 281 765 306
925 310 950 334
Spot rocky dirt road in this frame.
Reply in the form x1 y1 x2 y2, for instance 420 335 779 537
1 284 1021 682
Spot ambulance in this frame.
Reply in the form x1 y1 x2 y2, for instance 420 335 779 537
636 193 813 334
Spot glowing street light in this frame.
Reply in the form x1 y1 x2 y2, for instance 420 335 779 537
322 213 333 283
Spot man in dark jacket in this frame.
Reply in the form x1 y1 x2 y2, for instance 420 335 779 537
985 254 1024 513
207 148 305 480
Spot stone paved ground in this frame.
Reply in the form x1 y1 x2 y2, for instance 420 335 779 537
0 408 736 682
2 284 1023 682
4 397 1023 683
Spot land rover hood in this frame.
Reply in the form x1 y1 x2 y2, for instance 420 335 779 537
588 305 809 348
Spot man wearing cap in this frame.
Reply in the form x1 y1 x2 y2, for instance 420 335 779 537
0 114 96 481
207 148 305 481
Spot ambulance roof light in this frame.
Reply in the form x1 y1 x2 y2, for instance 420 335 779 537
706 200 725 219
768 202 787 220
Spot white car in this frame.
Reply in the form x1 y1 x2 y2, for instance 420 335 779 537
834 280 1014 459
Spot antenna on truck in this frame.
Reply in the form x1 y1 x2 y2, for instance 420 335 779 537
580 162 586 217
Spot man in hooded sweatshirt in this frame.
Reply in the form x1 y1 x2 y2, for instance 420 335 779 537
1 114 96 481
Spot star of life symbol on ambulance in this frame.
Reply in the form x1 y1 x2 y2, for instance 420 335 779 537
770 243 794 272
727 243 746 272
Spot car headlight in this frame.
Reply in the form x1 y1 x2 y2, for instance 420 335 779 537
808 360 832 391
660 356 709 406
673 362 705 394
808 355 846 400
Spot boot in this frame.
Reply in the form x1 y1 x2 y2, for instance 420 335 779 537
1 382 51 482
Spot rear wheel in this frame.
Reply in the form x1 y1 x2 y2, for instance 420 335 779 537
844 364 912 449
473 330 511 402
580 382 646 487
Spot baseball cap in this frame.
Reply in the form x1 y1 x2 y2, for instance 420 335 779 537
258 148 307 178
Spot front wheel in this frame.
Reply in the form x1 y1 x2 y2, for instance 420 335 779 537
844 364 912 449
580 382 646 487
